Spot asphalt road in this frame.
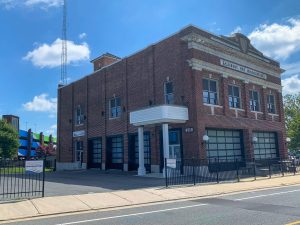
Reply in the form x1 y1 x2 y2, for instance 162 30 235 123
3 184 300 225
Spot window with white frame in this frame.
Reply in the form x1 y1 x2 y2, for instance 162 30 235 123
228 85 241 108
249 90 260 111
267 94 276 114
109 97 121 118
164 82 174 104
203 79 218 105
75 105 84 125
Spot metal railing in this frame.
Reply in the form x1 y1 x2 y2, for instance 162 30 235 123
0 160 45 201
165 158 300 187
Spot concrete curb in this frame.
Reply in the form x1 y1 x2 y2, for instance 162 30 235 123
1 175 300 223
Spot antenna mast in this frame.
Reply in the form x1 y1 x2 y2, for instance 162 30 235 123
61 0 67 85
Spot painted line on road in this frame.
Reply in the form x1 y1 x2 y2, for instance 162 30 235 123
234 189 300 201
55 203 207 225
285 220 300 225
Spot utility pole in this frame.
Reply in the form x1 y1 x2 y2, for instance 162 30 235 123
60 0 67 85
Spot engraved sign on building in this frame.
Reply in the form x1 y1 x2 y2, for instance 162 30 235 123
220 59 267 80
73 130 85 137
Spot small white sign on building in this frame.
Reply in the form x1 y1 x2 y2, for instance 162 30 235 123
25 160 44 173
166 158 177 169
73 130 85 137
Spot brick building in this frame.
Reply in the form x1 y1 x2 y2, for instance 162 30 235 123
57 25 287 173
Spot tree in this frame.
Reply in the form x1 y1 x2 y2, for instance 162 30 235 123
284 94 300 153
36 143 56 159
0 119 19 159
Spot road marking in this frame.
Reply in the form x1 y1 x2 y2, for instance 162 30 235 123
234 189 300 201
285 220 300 225
55 203 207 225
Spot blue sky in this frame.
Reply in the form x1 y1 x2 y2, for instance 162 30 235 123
0 0 300 136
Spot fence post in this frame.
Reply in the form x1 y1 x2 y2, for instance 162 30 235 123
54 159 56 172
216 158 219 184
165 158 168 188
192 158 196 186
253 158 256 180
268 160 271 179
236 159 240 182
42 159 45 197
280 159 284 177
293 159 296 175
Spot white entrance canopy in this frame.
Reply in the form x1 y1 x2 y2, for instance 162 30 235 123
129 105 189 176
130 105 189 126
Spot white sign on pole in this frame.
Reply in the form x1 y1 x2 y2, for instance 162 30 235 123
25 160 44 173
166 158 176 169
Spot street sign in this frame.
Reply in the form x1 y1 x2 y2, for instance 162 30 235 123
25 160 44 173
166 158 176 169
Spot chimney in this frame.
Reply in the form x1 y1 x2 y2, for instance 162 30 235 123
91 53 120 71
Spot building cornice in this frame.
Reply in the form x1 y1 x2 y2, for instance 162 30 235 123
182 33 284 77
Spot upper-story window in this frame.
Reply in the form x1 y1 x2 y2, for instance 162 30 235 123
164 82 174 104
249 90 260 111
75 105 84 125
109 97 121 118
228 85 241 108
267 94 276 114
203 79 218 105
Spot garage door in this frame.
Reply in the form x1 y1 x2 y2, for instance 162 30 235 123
206 129 244 162
253 132 278 160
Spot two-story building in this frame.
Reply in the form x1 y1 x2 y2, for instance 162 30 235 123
57 25 287 174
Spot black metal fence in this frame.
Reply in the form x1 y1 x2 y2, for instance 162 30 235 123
165 158 300 187
0 160 45 201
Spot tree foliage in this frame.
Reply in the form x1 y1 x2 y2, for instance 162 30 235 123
284 94 300 152
0 119 19 159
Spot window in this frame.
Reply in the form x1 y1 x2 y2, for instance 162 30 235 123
134 133 151 165
267 95 276 114
228 85 241 108
253 132 278 160
249 90 260 111
164 82 174 104
75 105 84 125
109 97 121 118
203 79 218 105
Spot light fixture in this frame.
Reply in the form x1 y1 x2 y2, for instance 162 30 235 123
286 137 291 143
203 135 209 142
252 136 258 143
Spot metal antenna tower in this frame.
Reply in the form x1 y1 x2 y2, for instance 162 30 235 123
61 0 67 85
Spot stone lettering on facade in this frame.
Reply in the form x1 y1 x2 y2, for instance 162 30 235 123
220 59 267 80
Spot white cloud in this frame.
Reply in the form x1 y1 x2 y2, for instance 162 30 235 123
45 124 57 135
23 93 57 113
282 75 300 95
0 0 62 9
248 18 300 60
23 38 90 68
24 0 62 7
78 33 87 39
231 26 242 35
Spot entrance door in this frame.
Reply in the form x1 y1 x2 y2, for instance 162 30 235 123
88 138 102 169
75 141 83 168
128 132 151 171
106 136 123 170
160 129 183 171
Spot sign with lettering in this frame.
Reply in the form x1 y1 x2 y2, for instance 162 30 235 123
25 160 44 173
73 130 85 137
166 158 176 169
185 127 194 133
220 59 267 80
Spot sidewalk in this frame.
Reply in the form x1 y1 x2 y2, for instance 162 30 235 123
1 175 300 222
